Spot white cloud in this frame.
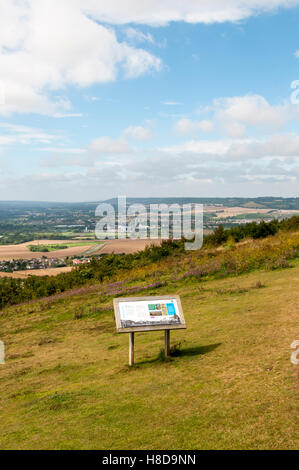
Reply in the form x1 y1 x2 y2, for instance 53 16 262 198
194 94 299 138
37 147 86 154
160 138 238 156
3 134 299 200
0 122 60 145
1 1 298 116
53 113 85 118
83 1 299 25
125 27 154 44
121 45 161 78
0 0 161 116
229 134 299 159
214 95 289 130
174 118 214 135
85 96 101 102
162 101 182 106
160 133 299 161
89 136 133 154
294 50 299 58
124 125 153 141
221 121 247 138
198 120 214 133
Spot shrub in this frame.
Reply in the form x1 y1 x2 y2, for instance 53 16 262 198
74 308 84 319
266 257 290 270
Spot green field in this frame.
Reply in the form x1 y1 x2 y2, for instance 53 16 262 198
28 241 102 253
0 232 298 449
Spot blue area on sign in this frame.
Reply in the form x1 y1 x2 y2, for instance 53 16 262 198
166 303 176 315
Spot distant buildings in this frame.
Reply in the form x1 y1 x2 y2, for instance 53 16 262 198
0 255 90 273
0 257 67 273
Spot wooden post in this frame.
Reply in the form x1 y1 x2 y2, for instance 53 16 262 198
0 340 4 365
129 332 135 366
165 329 170 357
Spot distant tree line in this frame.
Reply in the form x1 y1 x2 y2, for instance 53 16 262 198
204 216 299 246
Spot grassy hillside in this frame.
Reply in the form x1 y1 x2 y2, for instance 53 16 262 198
0 233 298 449
1 216 299 310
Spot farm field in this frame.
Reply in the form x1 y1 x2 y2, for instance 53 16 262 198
0 266 74 278
97 238 162 254
0 240 104 261
205 206 299 219
0 238 162 261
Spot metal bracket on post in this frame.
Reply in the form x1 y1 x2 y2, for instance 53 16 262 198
165 329 170 358
129 332 135 366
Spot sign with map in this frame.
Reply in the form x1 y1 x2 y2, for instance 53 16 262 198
113 295 186 332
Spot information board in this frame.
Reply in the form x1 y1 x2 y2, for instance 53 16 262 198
113 295 186 333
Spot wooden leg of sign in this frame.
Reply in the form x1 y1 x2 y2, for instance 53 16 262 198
129 332 134 366
165 329 170 357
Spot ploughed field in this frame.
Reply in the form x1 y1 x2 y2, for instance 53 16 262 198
0 266 74 279
97 238 162 254
0 238 162 262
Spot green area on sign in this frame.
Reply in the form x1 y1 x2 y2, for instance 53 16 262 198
148 304 156 311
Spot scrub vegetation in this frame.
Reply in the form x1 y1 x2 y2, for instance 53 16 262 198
0 216 298 310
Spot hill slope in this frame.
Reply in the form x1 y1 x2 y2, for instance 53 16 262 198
0 246 298 449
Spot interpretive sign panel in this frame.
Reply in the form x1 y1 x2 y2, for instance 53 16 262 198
113 295 186 333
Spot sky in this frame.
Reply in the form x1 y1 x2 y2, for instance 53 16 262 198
0 0 299 201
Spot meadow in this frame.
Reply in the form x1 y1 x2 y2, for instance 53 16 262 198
0 226 298 449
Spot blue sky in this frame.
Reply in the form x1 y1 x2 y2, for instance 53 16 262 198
0 1 299 201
